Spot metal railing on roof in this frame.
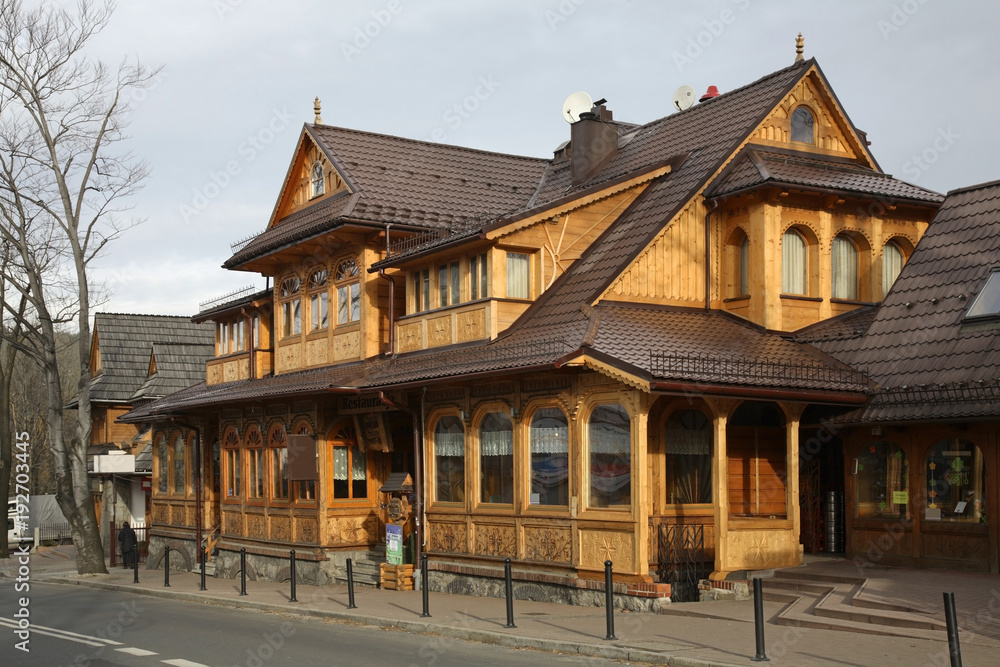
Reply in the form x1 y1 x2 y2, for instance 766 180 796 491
230 230 264 254
198 285 259 313
648 352 870 391
386 228 452 257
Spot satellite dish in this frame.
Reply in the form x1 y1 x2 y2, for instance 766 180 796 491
562 91 593 124
673 85 696 111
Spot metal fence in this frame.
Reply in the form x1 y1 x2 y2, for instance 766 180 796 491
656 523 710 603
37 522 72 543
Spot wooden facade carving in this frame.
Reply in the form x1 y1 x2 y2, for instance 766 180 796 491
333 331 361 361
246 513 266 540
724 528 798 570
474 523 516 558
306 338 328 366
428 521 468 553
524 525 572 563
295 518 319 545
277 343 301 372
153 505 169 526
270 516 291 542
580 529 635 571
328 515 377 545
455 309 486 343
428 316 452 347
755 74 859 158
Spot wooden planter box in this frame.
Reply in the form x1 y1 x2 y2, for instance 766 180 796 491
380 563 414 590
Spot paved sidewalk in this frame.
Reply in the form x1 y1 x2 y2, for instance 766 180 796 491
4 547 1000 666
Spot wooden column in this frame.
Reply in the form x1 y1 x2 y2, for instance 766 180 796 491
706 397 736 577
622 389 651 578
781 402 805 567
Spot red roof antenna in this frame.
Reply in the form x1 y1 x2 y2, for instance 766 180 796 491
699 85 720 103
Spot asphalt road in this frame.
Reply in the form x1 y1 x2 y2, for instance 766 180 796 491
0 581 630 666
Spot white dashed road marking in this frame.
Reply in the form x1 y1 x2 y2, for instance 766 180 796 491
116 646 159 656
161 660 211 667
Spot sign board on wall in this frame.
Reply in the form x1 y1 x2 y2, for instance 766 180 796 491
386 524 403 565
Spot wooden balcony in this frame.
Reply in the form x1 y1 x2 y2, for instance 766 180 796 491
395 299 531 354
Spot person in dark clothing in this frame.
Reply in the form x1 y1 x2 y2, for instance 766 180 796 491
117 522 137 569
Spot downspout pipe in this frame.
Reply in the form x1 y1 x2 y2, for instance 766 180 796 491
377 391 422 565
705 198 719 311
171 419 202 565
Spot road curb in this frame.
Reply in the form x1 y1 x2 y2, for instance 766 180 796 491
45 576 743 667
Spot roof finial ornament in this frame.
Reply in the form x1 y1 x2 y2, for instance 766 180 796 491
313 96 323 125
794 33 804 63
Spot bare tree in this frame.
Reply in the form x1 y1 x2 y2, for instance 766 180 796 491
0 0 156 573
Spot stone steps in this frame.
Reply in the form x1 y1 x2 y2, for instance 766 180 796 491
331 549 385 588
764 568 948 638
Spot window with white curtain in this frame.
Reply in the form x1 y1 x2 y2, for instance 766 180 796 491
588 404 631 507
882 241 904 298
781 229 807 295
479 412 513 504
831 234 859 300
434 416 465 502
530 408 569 506
506 252 530 299
664 410 713 505
738 236 750 296
331 444 366 499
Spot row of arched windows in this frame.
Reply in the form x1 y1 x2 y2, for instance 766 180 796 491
279 258 360 339
220 422 316 505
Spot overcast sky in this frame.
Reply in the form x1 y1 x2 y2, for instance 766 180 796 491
77 0 1000 316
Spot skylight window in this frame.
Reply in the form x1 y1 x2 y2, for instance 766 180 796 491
966 270 1000 318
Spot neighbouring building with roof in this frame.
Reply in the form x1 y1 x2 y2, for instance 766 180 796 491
124 40 991 605
85 313 213 547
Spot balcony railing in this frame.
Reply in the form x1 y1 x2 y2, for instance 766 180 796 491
649 352 871 392
198 284 259 314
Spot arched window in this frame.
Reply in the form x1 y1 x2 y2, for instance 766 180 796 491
311 161 324 198
280 276 302 338
739 235 750 296
855 441 908 519
222 428 240 499
479 411 513 504
335 259 360 325
588 404 631 507
268 425 289 502
172 432 186 496
293 421 316 503
926 439 985 523
782 229 808 295
156 434 168 493
245 427 264 501
831 234 859 300
664 410 713 504
330 423 366 500
791 107 815 144
882 241 904 298
308 268 329 331
434 416 465 503
530 407 569 506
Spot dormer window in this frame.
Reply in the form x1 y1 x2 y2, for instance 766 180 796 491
310 161 324 198
335 258 360 324
966 269 1000 319
791 107 815 144
280 276 302 338
308 268 329 331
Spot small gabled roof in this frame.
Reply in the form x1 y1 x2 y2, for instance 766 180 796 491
89 313 214 404
224 125 549 269
128 342 215 405
707 147 944 204
809 179 1000 421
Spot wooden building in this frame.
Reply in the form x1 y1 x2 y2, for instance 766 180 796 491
124 44 967 604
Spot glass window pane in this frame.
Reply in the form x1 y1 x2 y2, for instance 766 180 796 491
589 404 631 507
332 447 349 498
470 256 479 300
352 448 367 499
739 236 749 296
664 410 712 504
438 265 447 307
791 107 815 144
173 435 186 495
882 241 904 298
435 416 465 502
157 438 168 493
422 270 430 310
451 262 460 305
480 254 488 298
337 286 348 324
413 272 422 311
926 439 985 523
292 299 301 334
310 294 319 330
507 253 529 299
350 282 360 322
479 412 513 504
967 272 1000 318
832 234 858 300
782 230 807 295
530 408 568 506
855 441 908 519
272 448 288 500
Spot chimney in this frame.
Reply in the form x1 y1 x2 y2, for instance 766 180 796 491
570 100 618 186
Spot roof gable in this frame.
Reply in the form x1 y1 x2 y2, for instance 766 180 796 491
266 127 352 228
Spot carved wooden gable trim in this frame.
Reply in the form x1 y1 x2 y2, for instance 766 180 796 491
271 133 350 226
752 68 874 166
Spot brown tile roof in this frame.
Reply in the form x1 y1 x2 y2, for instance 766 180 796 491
810 179 1000 421
707 147 944 203
128 342 215 405
224 126 549 269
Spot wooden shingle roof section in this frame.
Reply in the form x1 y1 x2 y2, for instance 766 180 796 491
808 180 1000 421
90 313 214 404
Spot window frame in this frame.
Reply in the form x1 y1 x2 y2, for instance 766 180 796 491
506 251 531 299
469 253 488 300
791 106 815 144
965 268 1000 320
291 420 317 505
855 440 908 520
924 439 986 524
308 267 330 332
222 427 241 502
280 276 302 338
663 409 713 506
310 160 325 198
171 430 187 497
244 425 265 504
781 226 814 296
586 402 632 510
268 424 290 504
831 233 860 300
156 434 168 494
527 405 570 509
328 422 368 503
335 258 361 326
881 240 905 299
432 414 466 505
477 409 514 506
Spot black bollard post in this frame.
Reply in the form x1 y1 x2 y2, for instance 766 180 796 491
346 558 357 609
504 557 516 629
200 547 207 591
163 546 170 587
751 577 770 662
943 592 963 667
420 553 430 618
133 545 139 583
289 550 297 603
239 548 247 596
604 560 617 641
